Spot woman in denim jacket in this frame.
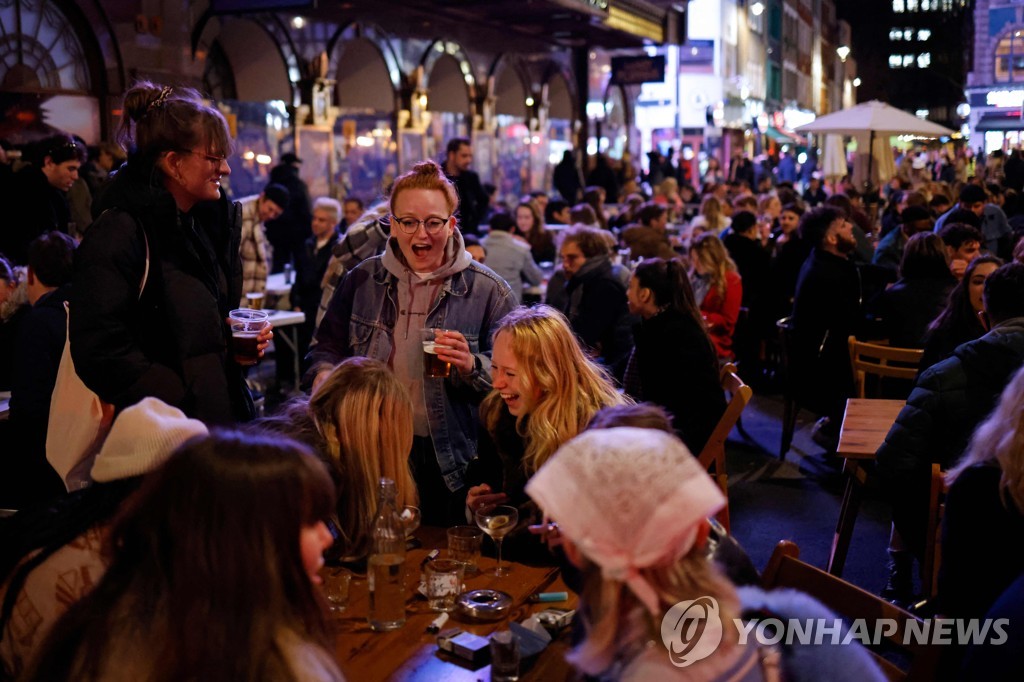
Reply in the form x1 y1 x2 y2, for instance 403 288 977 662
310 160 515 524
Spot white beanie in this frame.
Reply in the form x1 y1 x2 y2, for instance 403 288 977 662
90 398 208 483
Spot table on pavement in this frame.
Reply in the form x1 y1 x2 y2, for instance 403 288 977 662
264 309 305 393
827 398 905 577
330 526 577 681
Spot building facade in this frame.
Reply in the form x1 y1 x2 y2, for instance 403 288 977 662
965 0 1024 153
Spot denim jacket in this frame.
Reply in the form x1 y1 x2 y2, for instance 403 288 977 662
309 247 516 491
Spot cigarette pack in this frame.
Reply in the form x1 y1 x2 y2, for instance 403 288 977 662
436 629 490 665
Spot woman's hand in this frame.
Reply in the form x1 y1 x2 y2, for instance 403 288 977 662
433 329 476 374
528 519 564 552
256 323 273 358
466 484 508 514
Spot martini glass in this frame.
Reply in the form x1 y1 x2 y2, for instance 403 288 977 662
474 505 519 577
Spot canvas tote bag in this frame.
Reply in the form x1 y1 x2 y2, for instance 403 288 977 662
46 228 149 490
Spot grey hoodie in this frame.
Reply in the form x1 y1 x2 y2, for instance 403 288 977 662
382 230 473 434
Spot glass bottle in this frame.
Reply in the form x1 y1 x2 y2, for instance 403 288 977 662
368 477 406 631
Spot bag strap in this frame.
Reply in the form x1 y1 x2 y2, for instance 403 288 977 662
94 207 149 299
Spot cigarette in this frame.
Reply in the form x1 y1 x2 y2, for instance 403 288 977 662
420 549 440 569
426 612 449 633
529 591 568 603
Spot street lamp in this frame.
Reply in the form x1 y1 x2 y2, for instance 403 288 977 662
751 1 765 16
837 45 851 62
853 77 862 87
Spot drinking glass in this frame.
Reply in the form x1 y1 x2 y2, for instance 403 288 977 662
320 567 351 613
474 505 518 577
400 505 421 539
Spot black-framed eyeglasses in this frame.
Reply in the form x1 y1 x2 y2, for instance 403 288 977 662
180 149 228 165
392 216 450 234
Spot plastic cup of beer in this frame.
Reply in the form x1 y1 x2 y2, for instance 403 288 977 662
421 328 452 378
245 291 265 310
228 308 269 366
447 525 484 574
425 559 464 612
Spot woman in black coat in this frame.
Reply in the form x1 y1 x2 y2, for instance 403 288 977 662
873 233 956 349
70 82 270 424
624 257 726 454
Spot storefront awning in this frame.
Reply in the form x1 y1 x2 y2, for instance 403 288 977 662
766 126 806 145
975 112 1024 132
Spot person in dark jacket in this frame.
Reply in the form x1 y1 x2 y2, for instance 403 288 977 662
553 150 583 203
0 134 85 265
557 226 634 379
70 82 270 426
623 257 726 454
443 138 489 236
769 203 810 319
877 263 1024 570
5 232 76 507
264 152 312 273
585 153 620 204
872 233 956 349
790 205 864 446
288 197 341 381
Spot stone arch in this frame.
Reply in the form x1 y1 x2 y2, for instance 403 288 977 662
334 37 398 111
327 22 402 98
545 70 575 120
490 55 530 118
424 53 472 115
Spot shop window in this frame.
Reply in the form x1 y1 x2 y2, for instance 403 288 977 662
995 30 1024 83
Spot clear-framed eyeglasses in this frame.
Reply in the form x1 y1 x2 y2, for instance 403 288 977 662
393 216 450 235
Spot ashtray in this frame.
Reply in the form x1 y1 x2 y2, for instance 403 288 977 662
455 589 512 621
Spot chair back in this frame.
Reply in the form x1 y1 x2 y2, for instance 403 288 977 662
922 463 947 598
847 336 923 399
697 362 753 532
762 540 941 681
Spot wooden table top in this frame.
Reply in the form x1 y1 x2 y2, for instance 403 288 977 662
330 526 578 681
836 398 906 460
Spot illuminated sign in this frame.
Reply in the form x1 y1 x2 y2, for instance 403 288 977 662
986 90 1024 107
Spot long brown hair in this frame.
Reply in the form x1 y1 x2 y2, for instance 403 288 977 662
22 431 337 682
690 233 737 299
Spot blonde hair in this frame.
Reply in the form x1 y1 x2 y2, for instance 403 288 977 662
690 233 738 299
307 357 417 558
699 195 727 231
389 159 459 218
571 551 741 675
948 363 1024 512
481 305 627 473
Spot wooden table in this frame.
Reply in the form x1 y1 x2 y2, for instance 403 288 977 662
827 398 905 576
331 527 578 681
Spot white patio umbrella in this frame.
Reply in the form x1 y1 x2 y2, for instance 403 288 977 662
821 134 847 181
795 101 955 190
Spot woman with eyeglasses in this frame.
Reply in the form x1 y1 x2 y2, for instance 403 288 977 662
311 159 516 526
70 81 271 425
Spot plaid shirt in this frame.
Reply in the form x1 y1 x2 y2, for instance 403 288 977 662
237 194 272 305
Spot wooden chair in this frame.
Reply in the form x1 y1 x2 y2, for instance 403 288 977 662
847 336 923 399
776 316 800 460
697 362 753 533
763 540 941 681
921 463 946 599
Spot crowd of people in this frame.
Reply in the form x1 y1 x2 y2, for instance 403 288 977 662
2 80 1024 680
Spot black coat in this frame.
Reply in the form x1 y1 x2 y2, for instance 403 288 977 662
723 232 771 309
877 318 1024 558
553 157 582 203
873 275 955 349
0 167 70 264
6 285 70 504
70 156 252 425
292 230 339 317
264 163 312 272
790 249 863 417
630 308 726 454
562 258 634 378
446 169 489 235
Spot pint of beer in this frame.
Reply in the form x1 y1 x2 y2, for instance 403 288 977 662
421 329 452 378
229 309 269 366
245 291 265 310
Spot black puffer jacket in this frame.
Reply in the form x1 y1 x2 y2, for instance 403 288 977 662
876 317 1024 558
69 155 252 425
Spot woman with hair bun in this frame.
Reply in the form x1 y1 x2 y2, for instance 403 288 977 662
70 82 271 424
311 159 516 525
625 257 726 453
